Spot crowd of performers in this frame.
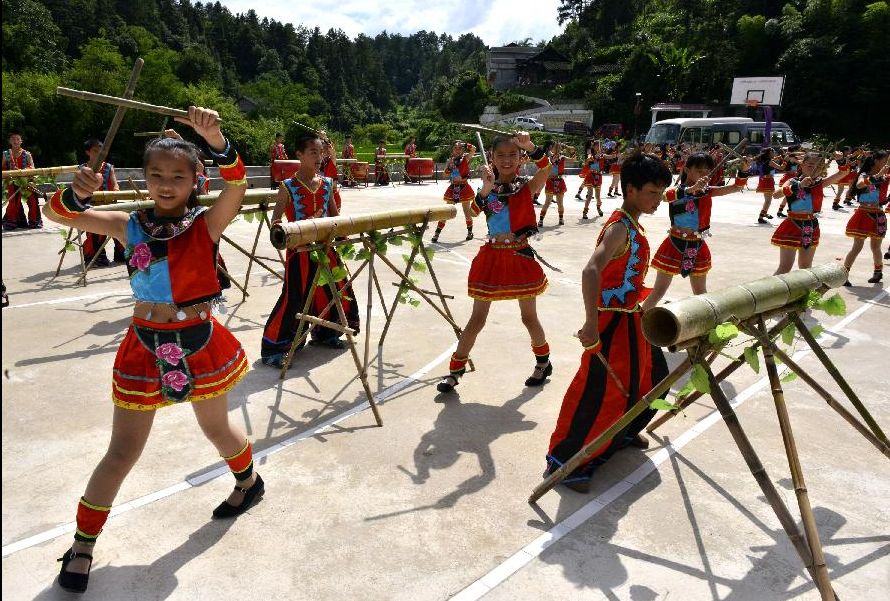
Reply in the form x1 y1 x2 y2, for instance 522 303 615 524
2 115 887 594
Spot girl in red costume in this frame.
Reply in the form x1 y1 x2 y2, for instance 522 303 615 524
44 107 262 593
756 147 785 224
538 143 573 227
771 152 849 274
436 132 554 393
432 140 477 243
642 152 745 312
581 141 606 220
841 150 889 284
546 151 672 492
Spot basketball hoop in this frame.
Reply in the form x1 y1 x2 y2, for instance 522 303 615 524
745 99 760 109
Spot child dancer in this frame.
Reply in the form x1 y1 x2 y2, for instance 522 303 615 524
261 133 360 366
574 140 593 200
833 146 855 209
842 150 889 284
756 147 785 223
581 141 606 219
2 131 41 229
374 140 389 186
772 152 849 274
342 134 356 186
432 140 476 243
44 107 261 593
435 132 553 393
642 152 744 311
80 138 126 266
270 132 288 189
777 146 802 217
538 143 570 227
606 141 622 197
546 151 672 492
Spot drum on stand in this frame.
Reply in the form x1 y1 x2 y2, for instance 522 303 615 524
350 161 370 186
273 160 301 183
406 157 435 183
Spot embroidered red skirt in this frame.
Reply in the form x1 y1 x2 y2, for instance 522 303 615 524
609 162 621 174
780 171 797 185
545 178 567 195
845 208 887 239
583 172 603 188
756 175 775 193
839 168 855 185
651 235 711 277
468 241 548 301
443 181 475 203
112 316 249 410
771 215 820 249
579 164 591 178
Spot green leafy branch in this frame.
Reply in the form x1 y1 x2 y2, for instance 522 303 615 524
58 228 77 252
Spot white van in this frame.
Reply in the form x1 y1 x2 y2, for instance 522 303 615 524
513 116 545 131
646 117 753 146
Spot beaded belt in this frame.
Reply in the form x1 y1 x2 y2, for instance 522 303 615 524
788 212 816 220
669 227 703 240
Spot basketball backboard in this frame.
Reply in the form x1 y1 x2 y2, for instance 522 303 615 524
730 76 785 106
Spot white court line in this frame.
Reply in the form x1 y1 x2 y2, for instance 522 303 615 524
450 286 889 601
1 342 458 557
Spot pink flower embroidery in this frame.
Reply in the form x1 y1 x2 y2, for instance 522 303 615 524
161 370 189 392
685 200 696 212
156 343 185 366
802 225 813 234
802 236 812 246
797 189 806 199
867 184 876 193
488 199 505 214
685 248 697 258
128 242 152 271
682 259 694 270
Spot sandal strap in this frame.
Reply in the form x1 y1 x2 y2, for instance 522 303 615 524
58 549 93 562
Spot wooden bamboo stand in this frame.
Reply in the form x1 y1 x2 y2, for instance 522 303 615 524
274 208 468 427
528 280 888 601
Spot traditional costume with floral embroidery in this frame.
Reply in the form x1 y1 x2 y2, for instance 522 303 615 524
544 156 568 195
80 161 125 262
467 178 547 301
845 174 889 240
111 207 248 410
651 184 713 277
2 148 41 228
772 178 826 249
546 209 668 483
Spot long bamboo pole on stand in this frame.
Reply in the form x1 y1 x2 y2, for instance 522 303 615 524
54 58 144 283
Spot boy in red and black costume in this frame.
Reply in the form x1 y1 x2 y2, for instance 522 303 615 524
270 133 288 189
261 133 360 367
546 151 672 492
80 139 126 266
2 131 41 230
403 135 418 183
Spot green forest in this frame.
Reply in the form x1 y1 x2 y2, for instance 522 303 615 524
2 0 888 166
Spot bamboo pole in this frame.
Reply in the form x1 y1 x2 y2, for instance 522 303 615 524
791 314 888 445
220 233 283 281
647 313 795 433
56 86 221 124
91 188 277 206
737 322 890 459
378 226 423 348
529 355 694 504
270 206 457 248
758 317 835 600
699 355 835 597
291 313 356 336
2 165 79 180
240 208 266 300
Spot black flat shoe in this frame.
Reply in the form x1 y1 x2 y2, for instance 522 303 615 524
597 207 604 217
884 250 890 260
525 362 553 387
436 374 460 393
843 280 852 287
213 474 265 519
758 217 768 224
777 210 786 217
868 271 883 283
581 212 588 220
466 230 474 241
57 547 93 593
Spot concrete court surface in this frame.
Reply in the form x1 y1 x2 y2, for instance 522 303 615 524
2 172 888 601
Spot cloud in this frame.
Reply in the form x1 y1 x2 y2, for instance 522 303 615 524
217 0 565 46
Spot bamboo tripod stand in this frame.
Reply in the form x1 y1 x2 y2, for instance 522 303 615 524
276 212 471 427
529 302 889 601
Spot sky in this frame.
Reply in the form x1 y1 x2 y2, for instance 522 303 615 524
217 0 566 46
